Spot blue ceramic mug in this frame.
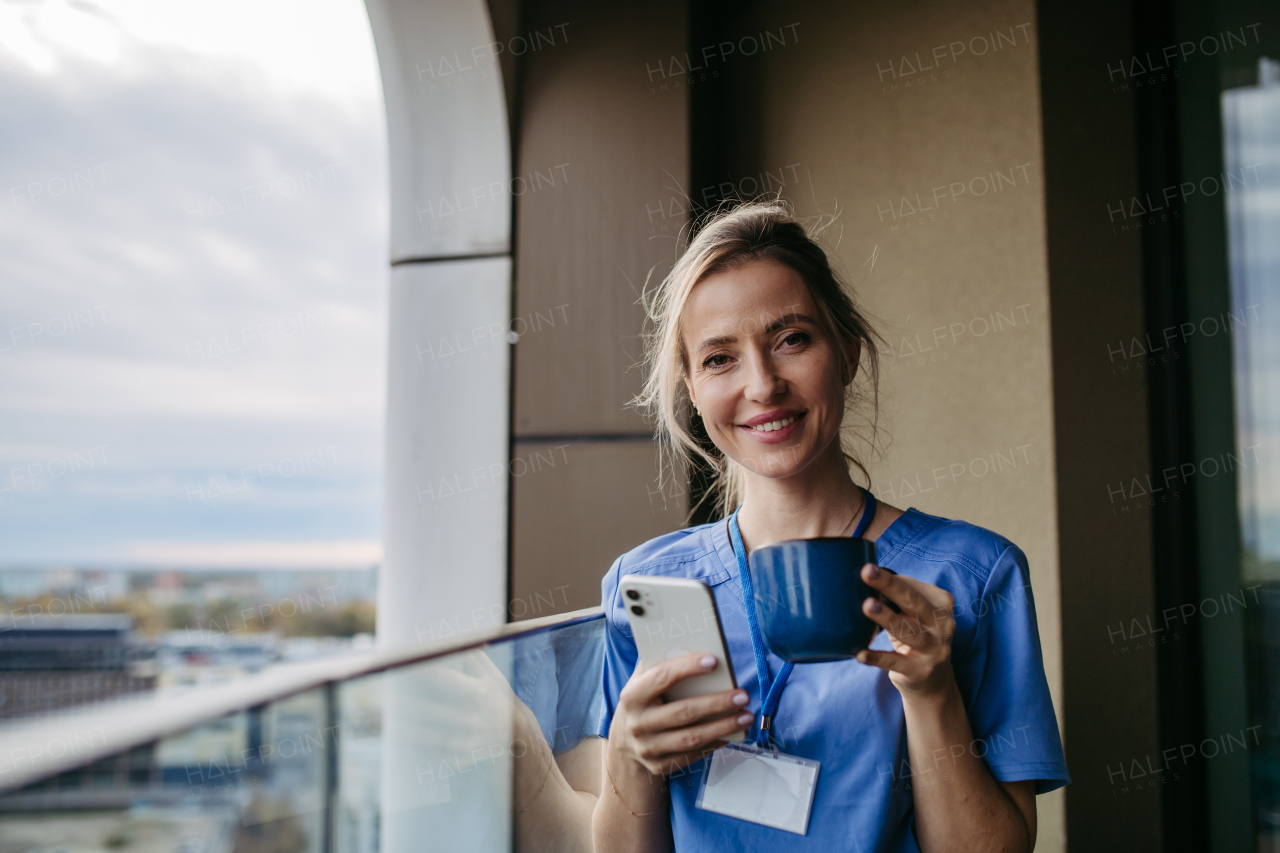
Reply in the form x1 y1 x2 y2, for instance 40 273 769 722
747 537 887 663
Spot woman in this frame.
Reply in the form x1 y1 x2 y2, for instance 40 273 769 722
591 202 1068 852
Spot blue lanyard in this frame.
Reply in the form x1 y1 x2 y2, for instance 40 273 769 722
728 489 877 747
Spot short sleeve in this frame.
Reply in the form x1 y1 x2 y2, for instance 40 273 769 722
510 633 559 744
597 555 640 738
508 617 605 754
549 620 605 752
955 545 1071 794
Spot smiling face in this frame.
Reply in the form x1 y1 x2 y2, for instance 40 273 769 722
681 258 854 483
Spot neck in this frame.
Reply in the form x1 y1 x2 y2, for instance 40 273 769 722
735 440 864 549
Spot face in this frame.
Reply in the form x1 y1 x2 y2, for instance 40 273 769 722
681 259 853 483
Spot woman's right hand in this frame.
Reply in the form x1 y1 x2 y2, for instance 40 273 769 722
608 653 754 776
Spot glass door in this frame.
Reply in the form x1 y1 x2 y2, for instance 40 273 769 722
1222 56 1280 850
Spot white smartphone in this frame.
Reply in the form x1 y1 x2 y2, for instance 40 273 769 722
619 575 744 742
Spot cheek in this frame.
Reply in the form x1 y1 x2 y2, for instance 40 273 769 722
789 358 845 410
697 389 741 443
695 373 736 408
816 358 848 410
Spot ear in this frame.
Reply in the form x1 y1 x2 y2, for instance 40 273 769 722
682 375 695 410
842 338 862 385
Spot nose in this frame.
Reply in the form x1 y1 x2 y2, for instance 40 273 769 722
743 349 784 403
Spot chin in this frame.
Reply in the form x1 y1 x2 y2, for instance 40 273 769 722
735 443 815 480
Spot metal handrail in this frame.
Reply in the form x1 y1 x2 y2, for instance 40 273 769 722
0 606 604 793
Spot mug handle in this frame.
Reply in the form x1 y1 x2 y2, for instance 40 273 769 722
875 567 903 614
867 566 901 643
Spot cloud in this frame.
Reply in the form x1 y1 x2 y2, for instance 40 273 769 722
0 0 381 109
0 3 388 564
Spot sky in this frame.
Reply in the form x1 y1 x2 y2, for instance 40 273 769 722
0 0 388 568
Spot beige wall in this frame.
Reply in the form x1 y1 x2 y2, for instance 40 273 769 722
510 0 690 616
511 440 689 616
733 0 1066 847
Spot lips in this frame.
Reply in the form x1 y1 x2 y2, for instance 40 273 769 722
749 415 797 433
737 409 806 443
741 409 805 429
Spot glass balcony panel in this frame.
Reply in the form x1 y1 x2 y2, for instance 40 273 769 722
0 612 605 853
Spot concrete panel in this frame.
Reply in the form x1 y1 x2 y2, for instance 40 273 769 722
364 0 511 261
511 440 688 618
379 258 511 647
512 0 688 436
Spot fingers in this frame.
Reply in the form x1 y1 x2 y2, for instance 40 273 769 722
858 566 956 662
860 563 929 615
632 710 753 772
854 647 912 674
855 568 961 697
860 563 955 624
637 688 749 734
619 652 721 709
615 655 752 775
856 645 959 697
651 743 732 775
862 596 932 648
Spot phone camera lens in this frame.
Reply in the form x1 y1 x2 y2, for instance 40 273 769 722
630 605 645 616
625 589 640 600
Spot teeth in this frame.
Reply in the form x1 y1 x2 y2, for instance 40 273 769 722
752 415 796 432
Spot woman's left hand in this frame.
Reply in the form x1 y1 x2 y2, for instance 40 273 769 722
854 564 957 700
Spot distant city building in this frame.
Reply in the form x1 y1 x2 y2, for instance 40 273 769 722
153 630 282 688
0 614 154 719
0 565 379 612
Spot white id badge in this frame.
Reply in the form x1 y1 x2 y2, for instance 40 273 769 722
695 741 820 835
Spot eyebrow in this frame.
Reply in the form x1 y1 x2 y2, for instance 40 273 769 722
695 313 819 352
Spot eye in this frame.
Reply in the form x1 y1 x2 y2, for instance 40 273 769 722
702 352 732 369
778 331 810 348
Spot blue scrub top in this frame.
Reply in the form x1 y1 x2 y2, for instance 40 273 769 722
597 506 1070 852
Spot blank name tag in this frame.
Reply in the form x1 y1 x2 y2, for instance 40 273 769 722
695 742 820 835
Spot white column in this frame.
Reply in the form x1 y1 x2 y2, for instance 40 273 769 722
364 1 514 849
364 0 510 263
380 258 511 646
364 0 512 645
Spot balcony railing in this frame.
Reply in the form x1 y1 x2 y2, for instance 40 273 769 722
0 607 606 853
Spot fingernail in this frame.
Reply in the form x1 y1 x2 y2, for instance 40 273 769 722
864 563 881 579
866 598 882 614
856 650 868 664
732 691 749 706
700 655 716 668
736 713 753 726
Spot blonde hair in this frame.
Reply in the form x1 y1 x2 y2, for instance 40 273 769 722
634 200 884 520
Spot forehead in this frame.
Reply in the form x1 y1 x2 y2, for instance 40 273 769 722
681 258 816 338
